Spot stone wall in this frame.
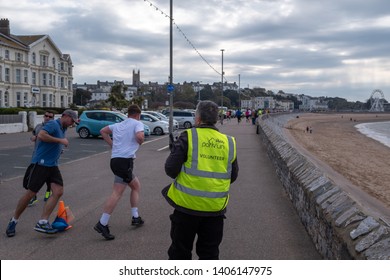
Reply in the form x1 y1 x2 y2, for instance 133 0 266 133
257 115 390 259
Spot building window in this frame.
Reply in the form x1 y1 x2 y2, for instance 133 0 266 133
60 77 65 88
0 65 2 81
16 92 21 107
42 93 47 107
24 69 28 83
4 91 9 107
52 57 56 68
5 50 9 59
61 95 65 107
16 52 23 62
24 92 28 106
40 55 48 67
32 53 36 64
5 68 10 82
32 72 36 85
16 69 21 83
49 74 53 86
49 94 53 107
42 73 47 86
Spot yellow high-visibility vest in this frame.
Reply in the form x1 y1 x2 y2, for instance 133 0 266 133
167 127 236 212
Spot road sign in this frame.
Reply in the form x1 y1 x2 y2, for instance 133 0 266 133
167 84 174 92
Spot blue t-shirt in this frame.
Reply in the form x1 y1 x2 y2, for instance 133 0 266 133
32 119 66 166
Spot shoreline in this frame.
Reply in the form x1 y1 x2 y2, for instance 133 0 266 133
283 113 390 220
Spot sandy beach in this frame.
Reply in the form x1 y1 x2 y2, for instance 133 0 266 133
284 113 390 212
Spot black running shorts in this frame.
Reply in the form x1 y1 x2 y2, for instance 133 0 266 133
23 164 63 193
110 157 135 183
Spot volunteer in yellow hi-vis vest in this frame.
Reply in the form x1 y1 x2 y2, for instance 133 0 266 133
163 101 239 260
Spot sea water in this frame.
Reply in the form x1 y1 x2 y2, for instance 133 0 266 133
355 121 390 148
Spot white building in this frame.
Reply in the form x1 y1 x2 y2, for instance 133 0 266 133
0 19 73 108
241 96 276 110
298 95 328 111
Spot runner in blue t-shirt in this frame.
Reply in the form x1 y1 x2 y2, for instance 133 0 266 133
27 110 55 206
6 110 79 237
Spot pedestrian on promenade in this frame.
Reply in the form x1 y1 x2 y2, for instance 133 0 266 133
27 110 55 206
251 109 257 125
94 104 145 241
6 110 78 237
245 108 251 123
163 100 239 259
236 108 242 124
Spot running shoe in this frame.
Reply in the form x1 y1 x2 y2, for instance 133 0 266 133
34 222 58 234
6 219 17 237
131 216 144 226
44 191 52 202
94 221 115 240
28 195 38 207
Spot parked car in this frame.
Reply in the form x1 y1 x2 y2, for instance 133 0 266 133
76 110 150 138
140 113 169 135
143 111 179 130
163 110 195 129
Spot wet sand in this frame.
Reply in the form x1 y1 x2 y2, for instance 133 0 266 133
284 113 390 212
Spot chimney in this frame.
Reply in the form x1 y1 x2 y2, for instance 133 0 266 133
0 18 10 36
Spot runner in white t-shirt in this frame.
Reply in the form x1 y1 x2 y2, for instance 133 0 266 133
94 105 145 240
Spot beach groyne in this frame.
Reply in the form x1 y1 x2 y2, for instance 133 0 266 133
257 114 390 259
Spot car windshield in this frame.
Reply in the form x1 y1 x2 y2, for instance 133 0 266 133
141 113 159 122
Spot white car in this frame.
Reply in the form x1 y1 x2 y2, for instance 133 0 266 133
140 113 169 135
143 111 179 130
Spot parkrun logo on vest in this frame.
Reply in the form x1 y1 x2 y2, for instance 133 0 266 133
201 137 225 150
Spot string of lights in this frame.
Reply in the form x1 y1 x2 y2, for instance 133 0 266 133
142 0 228 82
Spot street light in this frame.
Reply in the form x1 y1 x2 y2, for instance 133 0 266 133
220 49 225 107
168 0 173 135
198 81 202 102
238 74 241 109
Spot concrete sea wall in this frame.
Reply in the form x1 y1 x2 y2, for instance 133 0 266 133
257 114 390 259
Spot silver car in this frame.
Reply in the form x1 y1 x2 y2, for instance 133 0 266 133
164 110 195 129
143 111 179 130
140 113 169 135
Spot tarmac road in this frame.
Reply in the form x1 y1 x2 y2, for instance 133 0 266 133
0 119 321 260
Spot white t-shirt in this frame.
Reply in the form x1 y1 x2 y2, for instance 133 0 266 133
109 118 144 158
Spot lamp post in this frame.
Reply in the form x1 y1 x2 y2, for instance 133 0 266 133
198 81 202 102
168 0 173 135
220 49 225 107
238 74 241 109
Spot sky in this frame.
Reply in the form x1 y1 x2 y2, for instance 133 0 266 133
2 0 390 102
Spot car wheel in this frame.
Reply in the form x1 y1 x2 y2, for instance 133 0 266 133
78 127 90 139
184 122 192 129
153 127 164 136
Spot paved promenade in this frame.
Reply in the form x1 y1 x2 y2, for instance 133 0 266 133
0 118 320 259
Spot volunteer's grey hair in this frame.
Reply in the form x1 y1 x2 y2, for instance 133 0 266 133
195 100 219 125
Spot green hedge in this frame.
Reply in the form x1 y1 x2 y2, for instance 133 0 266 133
0 107 80 115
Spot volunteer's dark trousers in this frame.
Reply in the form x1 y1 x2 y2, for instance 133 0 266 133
168 209 224 260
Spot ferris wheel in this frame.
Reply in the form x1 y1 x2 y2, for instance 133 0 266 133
369 89 385 112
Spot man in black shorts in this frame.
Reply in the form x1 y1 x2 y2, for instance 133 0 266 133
27 110 54 206
6 110 78 237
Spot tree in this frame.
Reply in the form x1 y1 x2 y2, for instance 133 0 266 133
199 85 214 101
107 83 129 109
131 96 144 108
73 88 92 106
173 84 197 105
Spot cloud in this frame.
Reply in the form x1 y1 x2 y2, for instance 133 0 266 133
2 0 390 102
